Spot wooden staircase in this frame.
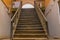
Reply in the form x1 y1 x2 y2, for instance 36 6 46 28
13 8 47 40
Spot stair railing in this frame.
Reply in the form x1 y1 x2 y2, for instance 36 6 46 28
11 1 22 39
34 1 48 36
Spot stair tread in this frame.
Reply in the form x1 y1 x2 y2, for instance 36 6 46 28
18 24 41 25
13 39 47 40
13 38 47 39
15 31 45 34
17 25 41 26
20 14 35 15
16 28 43 29
20 18 38 19
14 33 46 35
17 27 42 28
19 20 39 22
15 30 44 32
18 21 41 25
19 18 39 20
18 23 41 25
14 35 47 38
19 21 40 24
15 32 46 35
17 25 42 27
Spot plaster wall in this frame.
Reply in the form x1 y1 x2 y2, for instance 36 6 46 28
45 0 60 38
0 0 11 38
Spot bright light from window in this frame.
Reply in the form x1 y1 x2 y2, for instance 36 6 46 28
22 4 34 8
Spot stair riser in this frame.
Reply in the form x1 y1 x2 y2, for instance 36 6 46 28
16 27 43 30
18 23 41 25
15 31 45 34
18 20 40 22
17 25 41 27
14 35 47 38
18 22 41 24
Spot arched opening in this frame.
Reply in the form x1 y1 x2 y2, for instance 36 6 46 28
22 4 34 8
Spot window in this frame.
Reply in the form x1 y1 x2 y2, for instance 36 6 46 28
22 4 34 8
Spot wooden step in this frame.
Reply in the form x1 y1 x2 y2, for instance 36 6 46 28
20 17 37 19
15 32 46 35
18 25 40 27
13 38 47 40
19 19 39 21
20 14 35 16
21 13 35 14
21 14 35 15
14 35 47 38
17 26 42 29
20 16 37 19
17 27 43 30
15 31 45 35
16 30 43 31
15 30 45 34
16 27 43 30
18 23 41 25
18 21 41 24
19 18 40 22
18 24 41 26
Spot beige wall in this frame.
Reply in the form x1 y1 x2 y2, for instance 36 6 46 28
45 0 60 38
0 0 11 38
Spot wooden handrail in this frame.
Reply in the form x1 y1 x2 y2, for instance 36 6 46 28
39 8 47 21
34 1 48 36
34 1 47 21
11 1 22 39
11 1 22 22
1 0 9 10
11 8 19 21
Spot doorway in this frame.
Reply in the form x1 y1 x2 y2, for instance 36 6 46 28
22 4 34 8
